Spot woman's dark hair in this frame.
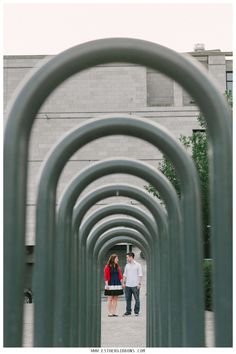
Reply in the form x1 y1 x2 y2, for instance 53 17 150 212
107 254 118 268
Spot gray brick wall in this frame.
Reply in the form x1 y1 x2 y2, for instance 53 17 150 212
147 70 174 106
4 59 147 112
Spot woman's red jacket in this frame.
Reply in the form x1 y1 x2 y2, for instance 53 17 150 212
104 265 123 281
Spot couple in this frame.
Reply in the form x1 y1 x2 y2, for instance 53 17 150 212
104 252 143 317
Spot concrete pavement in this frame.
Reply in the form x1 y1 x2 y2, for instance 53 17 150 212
22 247 214 347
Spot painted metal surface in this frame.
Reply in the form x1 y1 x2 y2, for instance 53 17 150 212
56 158 182 346
71 183 167 347
95 230 149 346
4 38 231 347
79 204 156 346
86 219 152 346
35 112 200 347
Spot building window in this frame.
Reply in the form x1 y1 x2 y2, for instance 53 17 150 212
146 69 174 106
183 89 196 106
226 71 233 92
193 129 206 134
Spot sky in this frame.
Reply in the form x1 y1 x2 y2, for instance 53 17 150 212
2 1 233 55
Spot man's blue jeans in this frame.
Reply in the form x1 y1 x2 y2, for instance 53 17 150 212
125 286 140 314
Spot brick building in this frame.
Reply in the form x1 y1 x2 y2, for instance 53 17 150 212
3 46 233 295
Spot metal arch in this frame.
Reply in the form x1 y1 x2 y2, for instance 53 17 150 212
7 104 199 345
95 231 150 347
85 218 153 347
57 158 182 346
97 234 149 347
78 203 157 347
87 218 153 257
97 233 148 261
4 38 231 347
70 183 168 348
86 217 151 346
94 228 149 267
55 182 165 347
33 116 198 347
79 203 157 246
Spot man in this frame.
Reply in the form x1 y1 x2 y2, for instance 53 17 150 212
123 252 143 316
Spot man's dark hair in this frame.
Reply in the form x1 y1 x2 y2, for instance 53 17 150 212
126 252 135 258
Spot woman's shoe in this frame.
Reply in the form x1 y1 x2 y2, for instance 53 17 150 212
112 314 118 317
108 314 113 317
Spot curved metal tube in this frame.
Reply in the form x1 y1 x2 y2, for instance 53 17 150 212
79 203 157 245
97 234 149 347
72 183 168 347
33 115 198 347
86 218 152 347
79 203 157 347
95 229 150 347
33 113 199 347
4 38 231 346
57 158 182 346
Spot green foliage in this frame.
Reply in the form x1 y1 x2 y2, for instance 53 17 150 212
203 259 212 311
181 114 210 254
225 90 233 108
145 155 181 199
197 112 207 129
145 92 232 257
145 112 210 255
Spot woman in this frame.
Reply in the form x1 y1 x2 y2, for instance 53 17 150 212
104 254 123 317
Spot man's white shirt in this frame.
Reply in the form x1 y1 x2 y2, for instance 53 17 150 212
123 260 142 287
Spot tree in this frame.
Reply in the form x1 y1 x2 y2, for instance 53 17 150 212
145 91 232 258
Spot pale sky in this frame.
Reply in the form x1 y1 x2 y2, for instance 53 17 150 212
3 2 233 55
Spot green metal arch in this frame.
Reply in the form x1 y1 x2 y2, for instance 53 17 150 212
95 229 150 347
88 217 153 250
96 232 149 347
79 203 157 245
66 183 168 347
77 203 157 347
4 38 231 347
56 158 183 346
87 220 152 347
35 116 197 347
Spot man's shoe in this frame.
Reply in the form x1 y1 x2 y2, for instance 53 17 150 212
123 312 131 316
135 313 139 316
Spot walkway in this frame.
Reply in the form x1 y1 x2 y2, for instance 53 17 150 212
23 247 214 347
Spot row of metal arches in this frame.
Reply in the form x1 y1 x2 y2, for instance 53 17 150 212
55 163 171 347
4 38 232 347
35 117 202 347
